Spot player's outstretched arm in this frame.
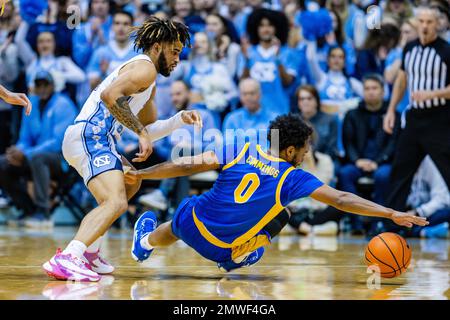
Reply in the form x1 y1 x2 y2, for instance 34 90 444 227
125 151 220 184
0 85 32 115
310 184 429 228
100 60 156 162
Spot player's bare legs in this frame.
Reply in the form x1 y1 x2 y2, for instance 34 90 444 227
43 170 129 281
81 173 143 274
74 171 128 246
147 221 178 247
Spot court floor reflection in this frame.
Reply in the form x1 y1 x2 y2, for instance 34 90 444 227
0 226 448 300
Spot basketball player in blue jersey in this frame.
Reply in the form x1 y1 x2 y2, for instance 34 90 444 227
126 114 428 272
42 17 203 282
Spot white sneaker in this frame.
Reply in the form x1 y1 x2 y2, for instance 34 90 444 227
138 190 168 211
83 250 115 274
312 221 338 236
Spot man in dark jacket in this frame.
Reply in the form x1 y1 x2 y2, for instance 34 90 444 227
339 74 400 206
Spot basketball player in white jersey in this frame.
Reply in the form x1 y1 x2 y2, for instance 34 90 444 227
43 17 200 281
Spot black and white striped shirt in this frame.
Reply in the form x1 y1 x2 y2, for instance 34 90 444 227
402 37 450 109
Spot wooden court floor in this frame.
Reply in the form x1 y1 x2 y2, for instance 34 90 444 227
0 226 448 300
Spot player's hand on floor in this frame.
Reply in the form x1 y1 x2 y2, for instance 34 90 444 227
181 110 203 128
391 211 429 228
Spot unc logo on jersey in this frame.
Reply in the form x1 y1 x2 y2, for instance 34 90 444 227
93 155 111 168
250 62 277 82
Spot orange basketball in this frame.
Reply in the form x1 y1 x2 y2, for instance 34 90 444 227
364 232 412 278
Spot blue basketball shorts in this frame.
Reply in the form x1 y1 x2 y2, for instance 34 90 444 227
171 197 269 263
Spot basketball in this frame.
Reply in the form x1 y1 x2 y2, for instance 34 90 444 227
365 232 412 278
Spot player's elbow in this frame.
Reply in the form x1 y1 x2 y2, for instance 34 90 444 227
100 88 117 107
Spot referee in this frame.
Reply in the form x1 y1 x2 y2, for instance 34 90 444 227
383 5 450 213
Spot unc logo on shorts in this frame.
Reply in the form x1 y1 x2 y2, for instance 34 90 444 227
93 155 111 168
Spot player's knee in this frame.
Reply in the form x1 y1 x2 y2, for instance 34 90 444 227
106 197 128 215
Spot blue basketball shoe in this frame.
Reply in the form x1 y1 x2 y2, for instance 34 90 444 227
218 247 265 272
131 211 157 262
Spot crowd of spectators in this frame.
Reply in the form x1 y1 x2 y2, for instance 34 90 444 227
0 0 449 238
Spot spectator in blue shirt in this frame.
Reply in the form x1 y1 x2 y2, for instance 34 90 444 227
316 8 357 77
72 0 113 68
0 71 77 227
222 78 277 146
239 8 297 116
87 10 138 90
306 40 363 119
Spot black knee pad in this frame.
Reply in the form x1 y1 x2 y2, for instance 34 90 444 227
262 209 291 239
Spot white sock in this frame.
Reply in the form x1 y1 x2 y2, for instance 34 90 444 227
140 233 154 251
63 240 87 258
86 236 103 253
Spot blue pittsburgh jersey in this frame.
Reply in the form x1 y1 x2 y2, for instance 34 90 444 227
192 143 324 248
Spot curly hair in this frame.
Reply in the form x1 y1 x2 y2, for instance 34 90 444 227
246 8 289 45
131 16 191 53
268 113 313 151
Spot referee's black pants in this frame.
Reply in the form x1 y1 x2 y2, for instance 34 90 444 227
386 106 450 212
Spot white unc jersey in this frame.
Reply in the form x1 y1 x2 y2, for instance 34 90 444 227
75 54 156 138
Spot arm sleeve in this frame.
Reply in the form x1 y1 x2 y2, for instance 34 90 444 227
281 169 324 206
145 111 185 142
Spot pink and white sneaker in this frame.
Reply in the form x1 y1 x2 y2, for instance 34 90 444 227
42 249 101 282
83 250 115 274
